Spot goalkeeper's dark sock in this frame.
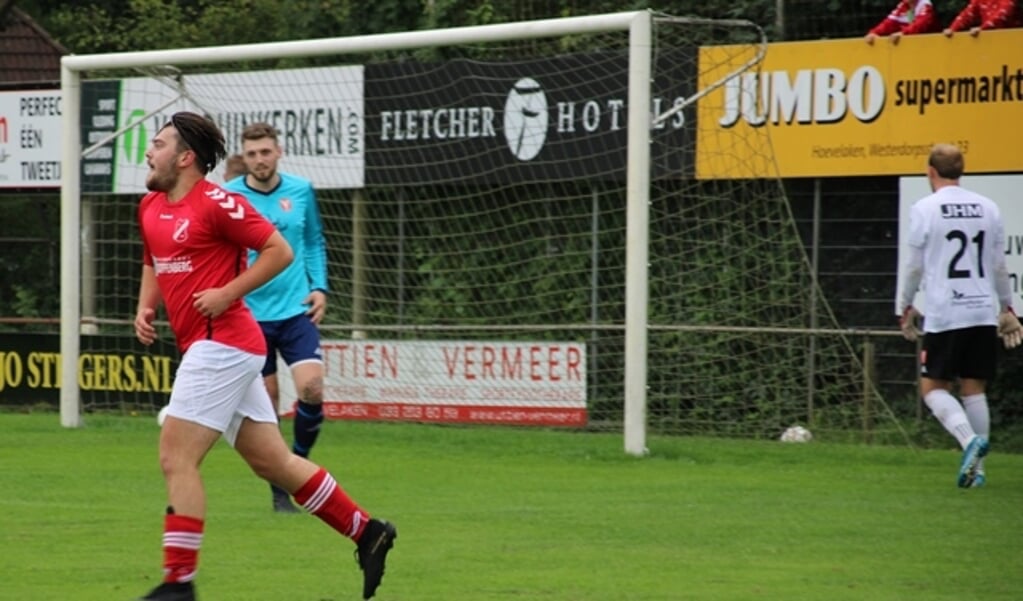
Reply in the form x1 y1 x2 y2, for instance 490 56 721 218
292 400 324 458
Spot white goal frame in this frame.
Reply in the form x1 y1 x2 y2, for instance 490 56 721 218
60 11 761 455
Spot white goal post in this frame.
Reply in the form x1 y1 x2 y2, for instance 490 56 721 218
60 11 784 455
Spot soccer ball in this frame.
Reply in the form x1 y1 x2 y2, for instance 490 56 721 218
780 425 813 443
157 405 170 426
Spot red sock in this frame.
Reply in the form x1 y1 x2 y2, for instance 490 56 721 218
163 513 203 583
294 468 369 541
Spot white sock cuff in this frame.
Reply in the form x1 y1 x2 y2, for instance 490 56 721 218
961 393 986 408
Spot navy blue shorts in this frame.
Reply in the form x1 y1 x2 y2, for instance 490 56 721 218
259 313 323 377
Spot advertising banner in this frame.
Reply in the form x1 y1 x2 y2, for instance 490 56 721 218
0 333 178 406
79 66 365 194
0 89 62 188
697 29 1023 178
276 339 588 427
364 49 695 185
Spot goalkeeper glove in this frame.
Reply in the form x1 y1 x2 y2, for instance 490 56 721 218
899 305 923 342
998 308 1023 349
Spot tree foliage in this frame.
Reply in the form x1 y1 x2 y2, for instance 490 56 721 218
17 0 984 53
22 0 765 54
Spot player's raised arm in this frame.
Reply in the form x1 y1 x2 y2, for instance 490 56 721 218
192 230 293 319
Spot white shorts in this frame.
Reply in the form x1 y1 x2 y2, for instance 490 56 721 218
165 340 278 446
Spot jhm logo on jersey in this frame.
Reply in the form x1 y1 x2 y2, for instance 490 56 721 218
280 198 292 212
718 67 885 128
940 203 983 218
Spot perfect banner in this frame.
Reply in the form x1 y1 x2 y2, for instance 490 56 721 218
0 89 62 188
80 66 365 194
364 49 695 185
697 29 1023 179
275 339 588 427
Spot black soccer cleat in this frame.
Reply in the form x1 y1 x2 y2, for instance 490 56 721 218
355 518 397 599
271 484 300 514
137 581 196 601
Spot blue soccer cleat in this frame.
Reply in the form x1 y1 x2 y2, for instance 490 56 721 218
957 436 989 488
970 471 987 488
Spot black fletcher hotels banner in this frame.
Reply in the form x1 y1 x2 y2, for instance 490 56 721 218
365 48 696 185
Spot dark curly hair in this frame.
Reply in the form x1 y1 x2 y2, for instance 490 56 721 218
161 111 227 175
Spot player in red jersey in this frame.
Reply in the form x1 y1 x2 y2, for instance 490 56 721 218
864 0 940 45
134 112 395 601
944 0 1022 36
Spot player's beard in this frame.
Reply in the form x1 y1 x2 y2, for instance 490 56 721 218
249 165 277 184
146 164 177 192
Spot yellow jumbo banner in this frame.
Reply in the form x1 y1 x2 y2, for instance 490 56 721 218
696 29 1023 179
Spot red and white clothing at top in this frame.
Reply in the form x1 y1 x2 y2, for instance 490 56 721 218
138 179 276 355
869 0 941 35
948 0 1022 31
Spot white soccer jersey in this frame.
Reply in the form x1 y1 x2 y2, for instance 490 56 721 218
901 185 1010 333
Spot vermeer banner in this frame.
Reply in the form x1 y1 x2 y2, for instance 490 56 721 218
697 29 1023 179
275 339 588 427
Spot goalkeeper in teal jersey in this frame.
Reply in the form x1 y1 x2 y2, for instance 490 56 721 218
224 122 329 513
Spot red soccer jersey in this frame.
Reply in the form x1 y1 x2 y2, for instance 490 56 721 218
138 179 276 355
869 0 940 35
949 0 1023 30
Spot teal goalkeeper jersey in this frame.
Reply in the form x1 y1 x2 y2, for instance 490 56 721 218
224 172 328 321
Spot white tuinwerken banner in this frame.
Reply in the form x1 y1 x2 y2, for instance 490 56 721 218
275 339 588 427
0 90 62 188
897 174 1023 316
111 66 365 193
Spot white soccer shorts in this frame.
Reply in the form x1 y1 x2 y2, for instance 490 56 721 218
165 339 278 446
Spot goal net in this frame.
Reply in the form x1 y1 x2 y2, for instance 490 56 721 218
60 11 907 449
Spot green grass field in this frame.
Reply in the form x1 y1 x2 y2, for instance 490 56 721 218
1 413 1020 601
